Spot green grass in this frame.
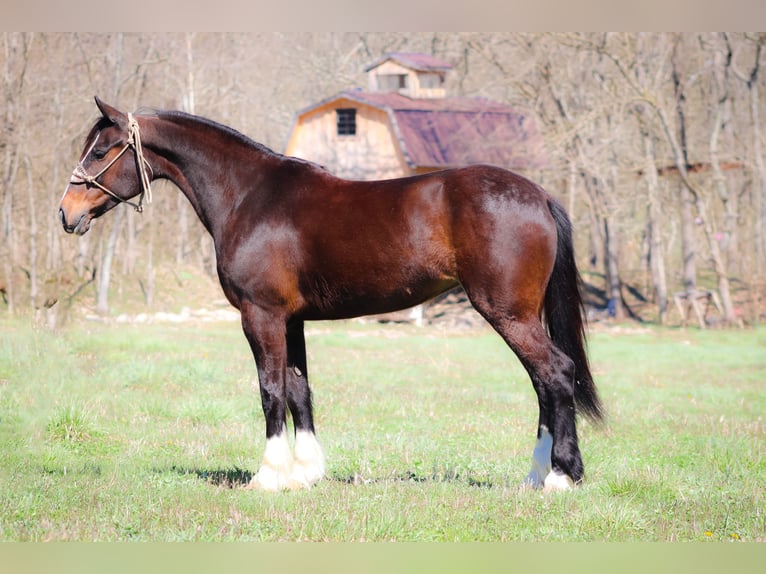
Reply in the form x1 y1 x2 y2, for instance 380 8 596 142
0 315 764 541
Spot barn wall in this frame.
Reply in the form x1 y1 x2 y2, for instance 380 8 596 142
285 100 412 180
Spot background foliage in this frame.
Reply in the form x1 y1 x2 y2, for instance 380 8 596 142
2 33 765 325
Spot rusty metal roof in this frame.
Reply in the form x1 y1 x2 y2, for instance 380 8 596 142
363 52 455 73
309 90 549 171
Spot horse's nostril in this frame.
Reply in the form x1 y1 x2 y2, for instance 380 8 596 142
59 208 79 234
59 208 74 233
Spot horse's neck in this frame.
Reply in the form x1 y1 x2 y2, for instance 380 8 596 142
148 114 263 238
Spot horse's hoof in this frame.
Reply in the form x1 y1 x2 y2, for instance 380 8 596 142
288 463 324 490
245 464 291 492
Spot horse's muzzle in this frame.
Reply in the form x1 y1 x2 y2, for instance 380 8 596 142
59 208 90 235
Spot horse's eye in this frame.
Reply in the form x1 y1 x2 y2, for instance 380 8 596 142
93 149 107 160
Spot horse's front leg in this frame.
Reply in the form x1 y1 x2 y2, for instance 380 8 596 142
240 302 293 492
286 320 325 488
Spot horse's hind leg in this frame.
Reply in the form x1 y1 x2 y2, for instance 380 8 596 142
467 298 583 490
503 317 582 489
285 320 325 488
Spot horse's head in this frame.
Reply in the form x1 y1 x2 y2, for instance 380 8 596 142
59 96 153 235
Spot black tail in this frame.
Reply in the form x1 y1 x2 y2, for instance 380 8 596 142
544 198 604 424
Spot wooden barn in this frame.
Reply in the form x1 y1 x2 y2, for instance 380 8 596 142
285 52 549 181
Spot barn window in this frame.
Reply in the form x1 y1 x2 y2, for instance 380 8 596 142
419 73 442 89
336 108 357 136
377 74 408 92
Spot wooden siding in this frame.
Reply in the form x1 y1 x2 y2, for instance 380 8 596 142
285 98 411 180
367 60 445 99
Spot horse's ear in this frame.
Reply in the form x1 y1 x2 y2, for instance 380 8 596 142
94 96 126 126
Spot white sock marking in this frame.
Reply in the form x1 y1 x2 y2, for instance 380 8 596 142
524 425 553 488
250 426 293 492
543 470 574 492
289 430 326 489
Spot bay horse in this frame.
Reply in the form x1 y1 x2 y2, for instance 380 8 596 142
59 97 603 492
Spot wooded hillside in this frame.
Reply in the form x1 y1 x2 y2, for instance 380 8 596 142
2 33 764 325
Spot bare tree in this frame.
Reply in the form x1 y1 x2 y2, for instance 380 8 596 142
536 41 628 318
1 33 762 325
586 33 739 324
640 121 669 323
1 32 35 314
732 34 766 276
175 33 195 266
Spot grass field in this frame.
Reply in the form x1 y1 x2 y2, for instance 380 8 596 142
0 314 763 541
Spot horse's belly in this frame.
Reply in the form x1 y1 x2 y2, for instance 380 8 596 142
298 276 458 321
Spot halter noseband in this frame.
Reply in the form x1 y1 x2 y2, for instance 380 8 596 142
69 113 153 212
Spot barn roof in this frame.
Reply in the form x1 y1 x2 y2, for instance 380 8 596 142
298 90 549 171
363 52 454 73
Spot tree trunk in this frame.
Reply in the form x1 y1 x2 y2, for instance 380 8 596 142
671 39 698 297
605 116 625 320
24 155 38 309
176 33 196 266
587 206 603 271
1 33 33 314
744 39 766 275
177 193 189 265
1 151 17 314
540 65 623 316
93 33 125 314
751 73 766 276
123 209 137 275
679 184 697 293
641 127 668 323
75 235 90 278
96 207 125 315
708 38 738 324
146 214 156 308
603 218 623 319
744 38 766 325
46 88 63 274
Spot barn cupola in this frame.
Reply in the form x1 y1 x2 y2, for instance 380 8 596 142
364 52 453 99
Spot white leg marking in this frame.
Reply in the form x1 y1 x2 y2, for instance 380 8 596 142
524 425 552 488
248 426 293 492
289 430 326 489
543 470 574 492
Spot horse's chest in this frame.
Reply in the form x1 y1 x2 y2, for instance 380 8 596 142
217 229 303 310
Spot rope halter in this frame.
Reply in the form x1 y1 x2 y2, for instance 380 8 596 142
69 113 153 212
